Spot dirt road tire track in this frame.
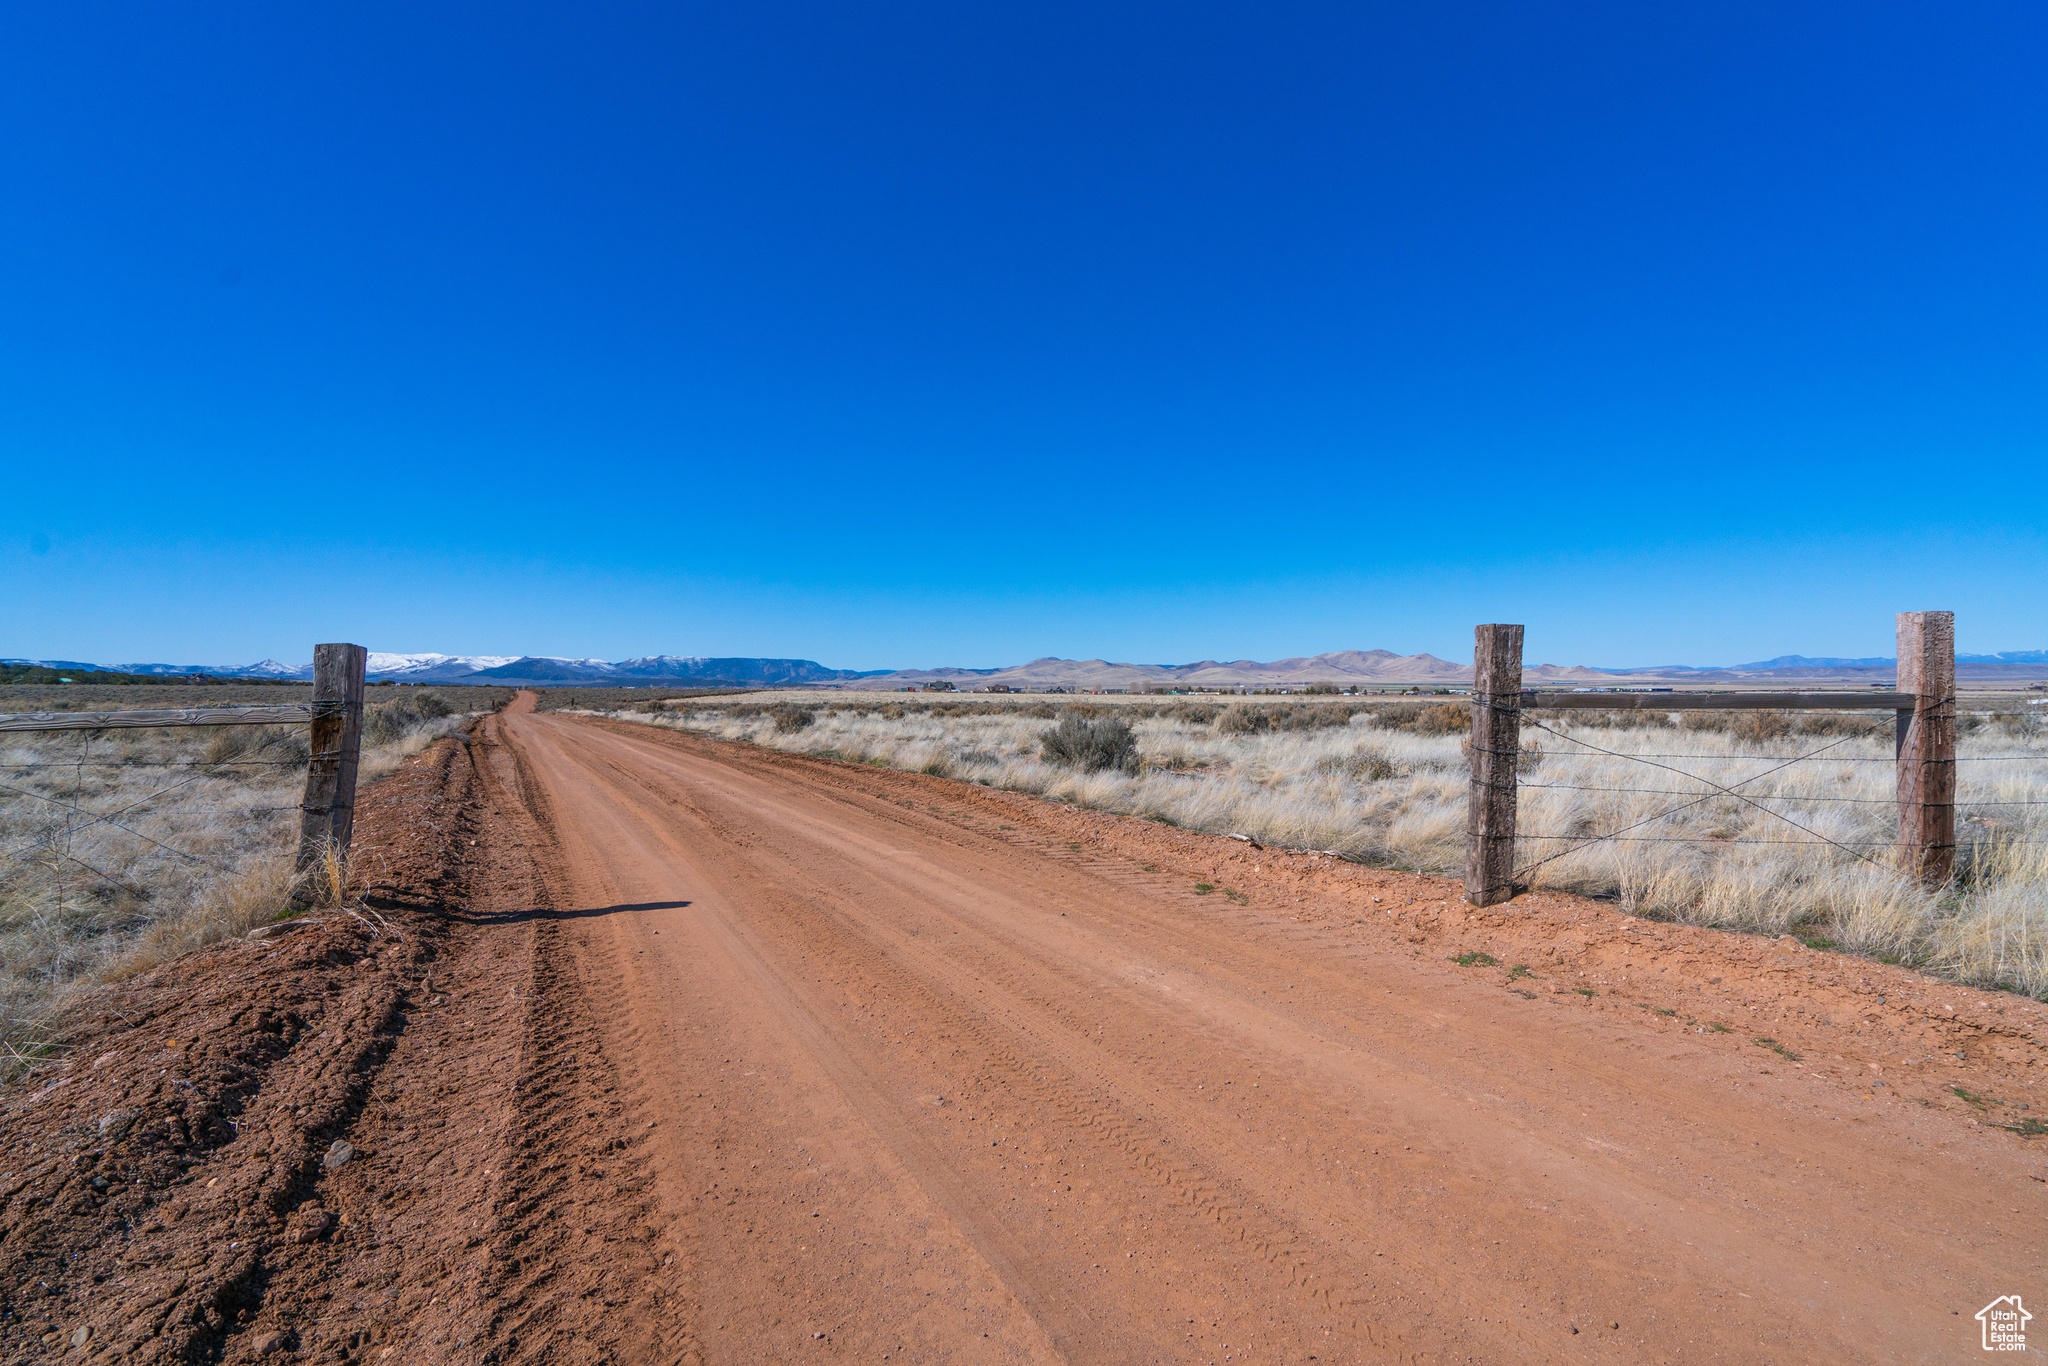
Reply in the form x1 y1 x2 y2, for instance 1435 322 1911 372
485 708 2045 1365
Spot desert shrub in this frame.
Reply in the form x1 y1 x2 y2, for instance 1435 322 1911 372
1316 744 1403 782
1791 713 1889 738
772 705 816 733
365 699 424 746
1413 703 1469 737
204 729 249 764
1731 711 1793 744
363 692 465 746
1371 701 1467 734
1167 702 1222 725
1216 703 1268 736
1039 712 1140 774
1566 709 1668 730
1995 710 2045 740
1277 704 1353 731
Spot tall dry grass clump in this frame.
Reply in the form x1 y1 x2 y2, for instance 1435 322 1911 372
605 697 2048 998
1040 712 1140 774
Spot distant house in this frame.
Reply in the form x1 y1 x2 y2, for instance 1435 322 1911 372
984 684 1013 693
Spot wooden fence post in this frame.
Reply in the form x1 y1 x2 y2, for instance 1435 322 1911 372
1466 624 1523 907
1895 611 1956 887
292 643 368 907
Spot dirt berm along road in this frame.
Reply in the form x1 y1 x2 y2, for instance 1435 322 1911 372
8 698 2041 1364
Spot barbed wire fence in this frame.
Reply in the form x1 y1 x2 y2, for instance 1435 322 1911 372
1509 707 2045 881
0 726 317 898
0 649 367 1064
1466 614 2048 912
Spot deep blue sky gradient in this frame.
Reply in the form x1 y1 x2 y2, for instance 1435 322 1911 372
3 1 2043 669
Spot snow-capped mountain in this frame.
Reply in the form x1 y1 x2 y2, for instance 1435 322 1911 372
365 653 523 681
459 656 879 684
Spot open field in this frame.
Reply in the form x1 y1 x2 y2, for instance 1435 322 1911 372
0 689 506 1065
6 702 2041 1363
597 695 2048 998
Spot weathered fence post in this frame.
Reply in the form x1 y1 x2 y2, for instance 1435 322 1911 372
292 643 368 907
1466 623 1523 907
1895 611 1956 887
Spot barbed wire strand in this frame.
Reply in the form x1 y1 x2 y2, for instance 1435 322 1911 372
0 772 207 820
1518 781 2048 806
1516 834 2047 846
1509 720 1893 878
0 772 265 864
1504 751 2040 763
0 803 304 871
0 759 308 770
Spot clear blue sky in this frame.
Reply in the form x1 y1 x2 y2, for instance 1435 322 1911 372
3 2 2043 670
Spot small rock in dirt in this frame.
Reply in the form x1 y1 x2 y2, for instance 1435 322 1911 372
245 919 316 942
288 1204 335 1244
249 1329 285 1354
323 1140 354 1171
71 1324 93 1347
98 1109 137 1139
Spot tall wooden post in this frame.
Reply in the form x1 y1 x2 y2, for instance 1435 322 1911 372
293 643 367 906
1466 624 1524 907
1895 611 1956 887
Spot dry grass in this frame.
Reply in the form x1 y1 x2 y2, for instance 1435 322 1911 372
0 699 485 1067
600 700 2048 998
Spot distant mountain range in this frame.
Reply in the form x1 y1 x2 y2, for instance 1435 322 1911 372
856 650 1605 690
7 645 2046 689
1 653 886 687
1602 651 2048 671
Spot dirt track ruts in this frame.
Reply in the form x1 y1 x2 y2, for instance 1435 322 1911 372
483 701 2043 1365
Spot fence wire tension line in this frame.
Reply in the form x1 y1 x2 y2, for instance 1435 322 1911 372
0 643 368 910
1462 611 2001 908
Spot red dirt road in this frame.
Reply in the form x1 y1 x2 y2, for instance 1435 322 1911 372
487 706 2044 1364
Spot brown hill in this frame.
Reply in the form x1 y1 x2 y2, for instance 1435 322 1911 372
836 650 1615 690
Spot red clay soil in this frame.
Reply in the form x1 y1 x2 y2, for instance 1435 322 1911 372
4 698 2043 1364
